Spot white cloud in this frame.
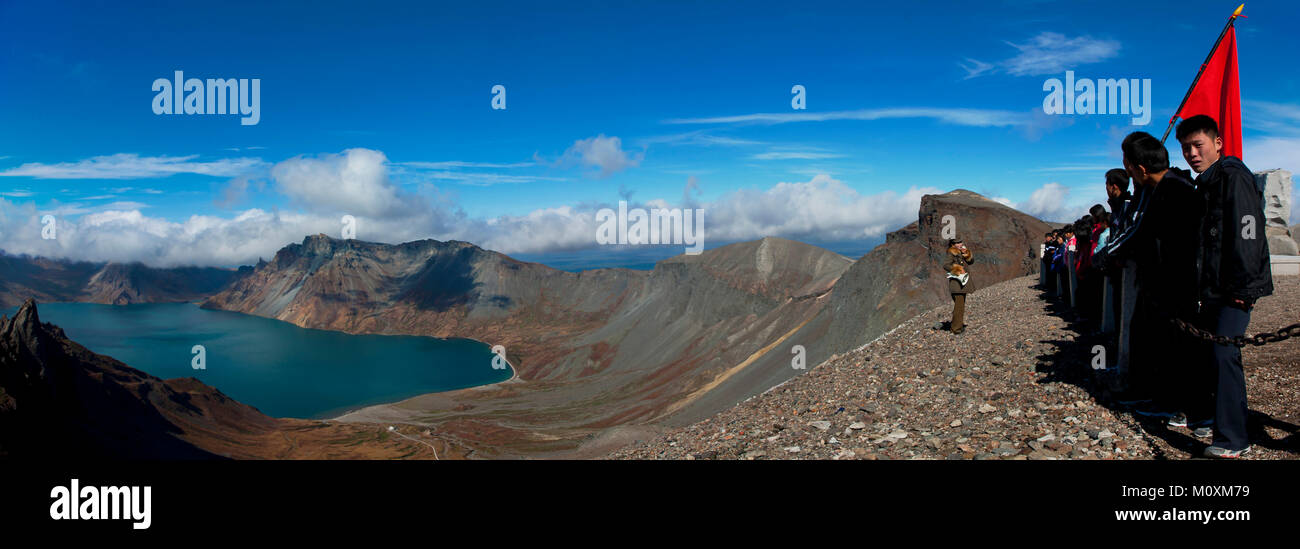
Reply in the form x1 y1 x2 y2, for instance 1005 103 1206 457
1004 33 1120 76
1244 100 1300 136
964 32 1120 79
636 130 767 148
400 161 536 169
751 151 845 160
0 153 266 179
1016 182 1094 223
0 150 1131 268
665 107 1029 127
272 148 423 218
552 134 643 178
406 170 567 187
0 159 941 266
1247 136 1300 175
390 159 564 186
704 174 941 242
958 58 994 79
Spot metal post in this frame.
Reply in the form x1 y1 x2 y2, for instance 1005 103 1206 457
1101 275 1115 333
1116 260 1138 377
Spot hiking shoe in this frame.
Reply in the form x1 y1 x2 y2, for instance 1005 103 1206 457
1203 445 1250 459
1167 413 1189 428
1192 426 1213 439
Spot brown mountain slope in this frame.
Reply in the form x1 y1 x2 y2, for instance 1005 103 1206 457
660 190 1053 425
0 255 244 307
611 275 1300 460
203 234 854 456
0 299 448 460
203 189 1047 458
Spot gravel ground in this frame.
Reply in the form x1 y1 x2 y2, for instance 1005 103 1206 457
610 274 1299 460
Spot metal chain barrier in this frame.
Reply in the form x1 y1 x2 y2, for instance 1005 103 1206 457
1171 318 1300 348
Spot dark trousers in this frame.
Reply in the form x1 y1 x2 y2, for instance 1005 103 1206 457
1126 296 1157 397
1130 295 1202 408
951 294 965 332
1199 303 1252 450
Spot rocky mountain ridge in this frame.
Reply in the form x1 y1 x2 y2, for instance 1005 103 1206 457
204 189 1052 457
2 189 1060 458
0 255 244 307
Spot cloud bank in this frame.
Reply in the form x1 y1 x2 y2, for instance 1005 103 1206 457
0 153 266 179
0 150 962 267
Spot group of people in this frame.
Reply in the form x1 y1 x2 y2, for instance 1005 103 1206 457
1039 115 1273 459
1041 198 1118 320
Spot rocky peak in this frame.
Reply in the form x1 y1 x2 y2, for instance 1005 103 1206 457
1 298 49 357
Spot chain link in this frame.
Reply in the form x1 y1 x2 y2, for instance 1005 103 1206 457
1170 318 1300 348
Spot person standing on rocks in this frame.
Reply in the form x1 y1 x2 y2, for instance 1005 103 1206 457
943 238 974 334
1176 114 1273 459
1116 133 1204 423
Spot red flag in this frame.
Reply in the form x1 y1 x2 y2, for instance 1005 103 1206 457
1177 25 1242 159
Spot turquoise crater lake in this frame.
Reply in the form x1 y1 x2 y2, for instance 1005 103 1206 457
6 302 512 419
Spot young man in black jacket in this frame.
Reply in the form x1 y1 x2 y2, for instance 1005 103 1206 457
1113 133 1203 414
1105 168 1133 234
1177 115 1274 459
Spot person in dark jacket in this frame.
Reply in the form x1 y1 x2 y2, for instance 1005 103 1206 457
1177 115 1274 459
1105 168 1133 235
943 238 974 334
1041 232 1057 292
1114 133 1204 416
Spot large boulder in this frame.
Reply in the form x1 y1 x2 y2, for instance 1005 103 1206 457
1257 169 1298 256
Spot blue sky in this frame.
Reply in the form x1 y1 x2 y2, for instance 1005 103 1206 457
1 0 1298 267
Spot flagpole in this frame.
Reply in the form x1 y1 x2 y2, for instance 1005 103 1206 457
1159 3 1245 144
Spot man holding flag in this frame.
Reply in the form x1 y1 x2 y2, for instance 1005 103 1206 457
1160 4 1273 459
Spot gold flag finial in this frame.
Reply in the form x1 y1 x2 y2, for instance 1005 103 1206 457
1233 4 1244 17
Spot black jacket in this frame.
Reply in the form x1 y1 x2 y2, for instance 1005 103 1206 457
1129 168 1202 315
1107 190 1133 234
1195 156 1273 304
